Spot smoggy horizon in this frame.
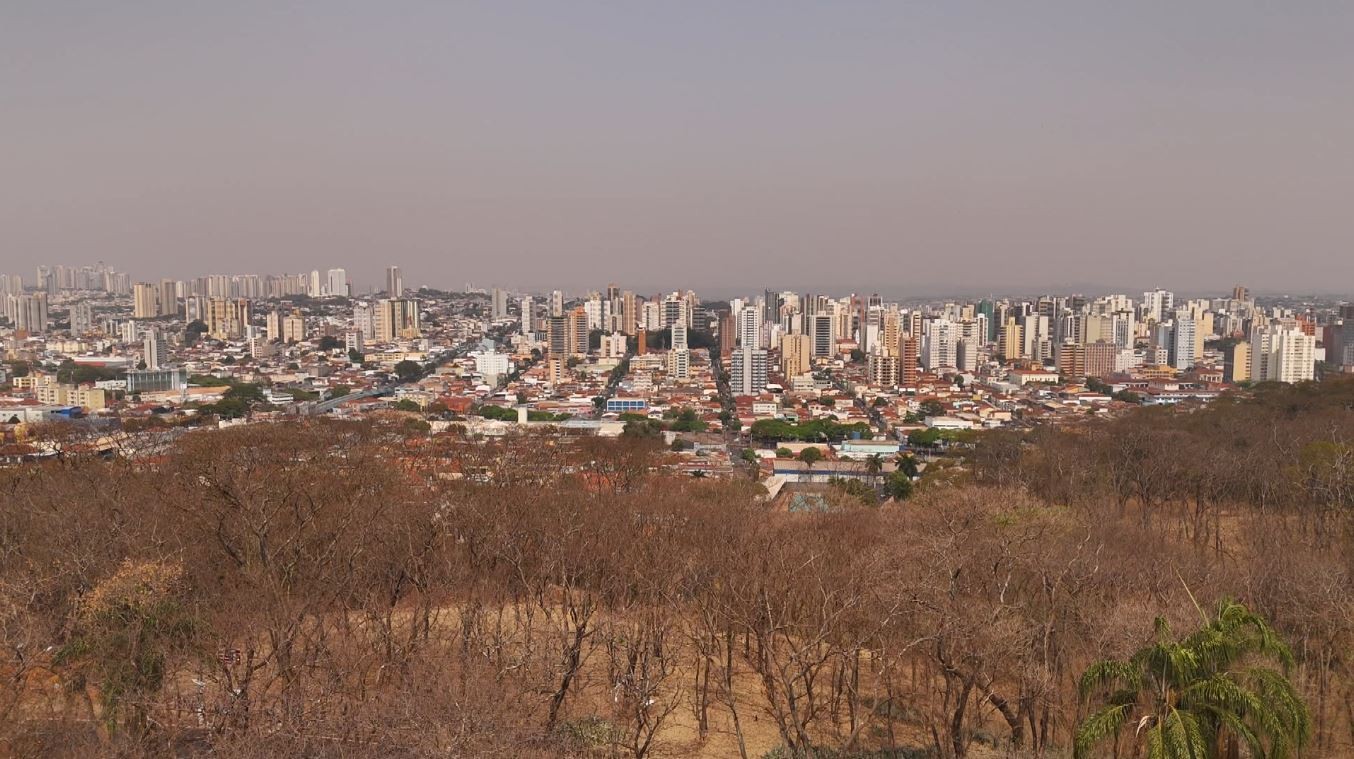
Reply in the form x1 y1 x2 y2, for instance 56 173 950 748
4 3 1353 295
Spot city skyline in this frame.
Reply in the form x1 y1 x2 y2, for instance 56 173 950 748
6 260 1351 304
5 2 1354 292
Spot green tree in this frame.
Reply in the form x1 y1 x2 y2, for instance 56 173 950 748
895 453 919 479
347 348 364 363
775 447 794 458
908 428 942 448
669 408 707 432
3 359 30 378
864 453 883 479
883 470 913 500
318 335 342 350
1075 600 1309 759
797 447 823 467
393 399 422 412
394 360 424 382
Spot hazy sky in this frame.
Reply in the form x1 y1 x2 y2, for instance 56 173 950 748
3 2 1353 296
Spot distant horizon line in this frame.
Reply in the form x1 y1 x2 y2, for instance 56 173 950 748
8 264 1351 302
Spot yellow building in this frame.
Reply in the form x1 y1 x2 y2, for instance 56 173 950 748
780 333 812 377
999 318 1024 361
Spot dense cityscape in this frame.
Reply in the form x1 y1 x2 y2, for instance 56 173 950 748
1 263 1348 477
5 262 1353 758
6 3 1354 756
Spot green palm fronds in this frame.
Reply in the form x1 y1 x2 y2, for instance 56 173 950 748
1074 599 1310 759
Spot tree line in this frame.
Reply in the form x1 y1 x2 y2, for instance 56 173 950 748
0 378 1351 757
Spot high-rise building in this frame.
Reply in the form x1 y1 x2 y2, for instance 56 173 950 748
385 266 403 297
143 329 167 370
671 321 689 351
730 346 768 395
567 306 589 356
70 301 94 335
547 315 568 356
717 312 736 357
661 292 690 329
266 310 283 341
519 295 533 336
955 338 979 372
133 282 159 319
998 318 1023 362
868 352 900 387
621 290 637 335
158 279 178 317
1250 323 1315 384
900 335 919 385
1171 313 1198 370
326 269 348 298
491 287 508 319
373 299 420 342
345 330 364 354
736 304 762 348
781 333 811 377
353 302 374 341
282 310 306 343
206 298 251 340
583 293 603 331
550 290 565 317
811 313 834 357
921 319 957 371
7 292 49 334
668 321 691 380
763 289 782 328
1142 288 1174 323
1224 341 1250 383
1084 342 1117 378
0 273 23 296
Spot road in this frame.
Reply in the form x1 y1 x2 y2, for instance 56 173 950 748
309 323 516 415
709 341 747 461
593 351 633 419
827 370 893 438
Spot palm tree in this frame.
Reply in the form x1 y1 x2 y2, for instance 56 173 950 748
864 453 883 486
1075 599 1309 759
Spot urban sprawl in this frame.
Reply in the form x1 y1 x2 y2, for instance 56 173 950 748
1 263 1349 488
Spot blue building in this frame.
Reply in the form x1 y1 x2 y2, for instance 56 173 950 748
606 397 648 413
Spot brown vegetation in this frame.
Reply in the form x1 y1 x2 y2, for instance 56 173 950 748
2 378 1353 757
